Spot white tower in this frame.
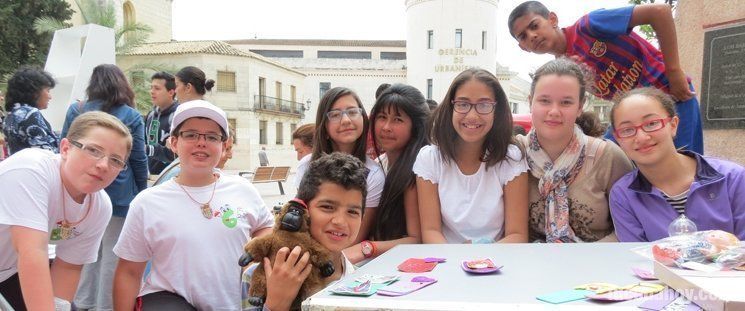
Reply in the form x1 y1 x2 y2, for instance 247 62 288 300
405 0 499 103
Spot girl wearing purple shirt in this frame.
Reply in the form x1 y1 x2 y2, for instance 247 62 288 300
609 87 745 242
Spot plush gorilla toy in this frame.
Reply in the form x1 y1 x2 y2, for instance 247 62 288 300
239 198 335 307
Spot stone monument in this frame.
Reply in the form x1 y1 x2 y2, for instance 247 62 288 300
41 24 115 131
700 24 745 129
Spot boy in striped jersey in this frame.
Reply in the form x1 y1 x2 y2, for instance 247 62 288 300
508 1 703 155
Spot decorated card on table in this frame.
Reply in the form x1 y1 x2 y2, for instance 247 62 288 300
632 267 658 280
536 289 594 304
398 258 438 273
377 276 437 297
585 282 666 302
330 275 399 297
461 258 502 274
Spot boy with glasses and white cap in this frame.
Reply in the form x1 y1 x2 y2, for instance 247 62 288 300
113 100 274 310
0 111 132 310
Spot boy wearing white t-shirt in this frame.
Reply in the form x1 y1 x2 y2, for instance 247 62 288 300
0 112 133 310
113 100 274 310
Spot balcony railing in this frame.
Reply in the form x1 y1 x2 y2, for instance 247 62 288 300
253 95 305 118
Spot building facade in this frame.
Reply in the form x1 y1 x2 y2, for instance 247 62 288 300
118 41 307 170
63 0 534 171
228 39 409 121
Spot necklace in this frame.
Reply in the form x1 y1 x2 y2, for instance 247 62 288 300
177 174 219 219
55 174 93 240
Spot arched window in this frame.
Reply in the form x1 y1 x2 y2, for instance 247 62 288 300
122 1 135 42
123 1 135 26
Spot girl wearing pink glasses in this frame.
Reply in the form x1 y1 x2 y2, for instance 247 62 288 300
609 87 745 242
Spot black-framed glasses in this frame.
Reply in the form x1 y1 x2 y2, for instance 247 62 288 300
452 100 497 114
326 107 363 123
69 140 127 170
178 130 225 143
614 117 672 138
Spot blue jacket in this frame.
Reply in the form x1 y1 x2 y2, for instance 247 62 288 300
61 100 149 217
610 151 745 242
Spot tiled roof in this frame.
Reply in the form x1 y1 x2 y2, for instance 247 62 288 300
122 41 305 75
225 39 406 48
124 40 253 57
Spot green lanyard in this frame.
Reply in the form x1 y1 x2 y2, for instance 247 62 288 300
147 118 160 146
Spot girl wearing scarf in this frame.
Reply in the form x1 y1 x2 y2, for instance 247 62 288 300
517 58 633 243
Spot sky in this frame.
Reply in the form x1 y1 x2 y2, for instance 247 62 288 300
172 0 631 80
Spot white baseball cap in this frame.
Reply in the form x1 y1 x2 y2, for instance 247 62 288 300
170 100 229 136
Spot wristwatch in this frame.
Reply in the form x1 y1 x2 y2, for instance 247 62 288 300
361 240 375 258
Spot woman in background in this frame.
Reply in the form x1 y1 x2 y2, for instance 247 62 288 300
174 66 214 103
2 67 58 155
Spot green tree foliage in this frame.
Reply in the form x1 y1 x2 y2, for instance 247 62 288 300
34 0 153 55
0 0 73 80
628 0 678 41
34 0 164 114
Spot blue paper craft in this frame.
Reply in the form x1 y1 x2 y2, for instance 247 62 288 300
536 289 594 304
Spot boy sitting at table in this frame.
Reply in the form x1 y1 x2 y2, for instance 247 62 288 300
241 152 369 311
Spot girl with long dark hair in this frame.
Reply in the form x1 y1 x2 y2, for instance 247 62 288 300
344 84 429 263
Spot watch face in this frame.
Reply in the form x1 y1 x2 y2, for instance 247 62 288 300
361 242 373 256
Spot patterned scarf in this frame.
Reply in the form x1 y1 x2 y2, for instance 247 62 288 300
526 125 587 243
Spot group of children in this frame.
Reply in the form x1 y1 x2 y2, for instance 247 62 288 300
1 1 744 310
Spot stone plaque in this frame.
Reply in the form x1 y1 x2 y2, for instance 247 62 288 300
701 24 745 129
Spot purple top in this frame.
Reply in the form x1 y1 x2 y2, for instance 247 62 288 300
610 151 745 242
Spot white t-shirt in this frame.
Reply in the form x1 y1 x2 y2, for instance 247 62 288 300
0 148 112 283
376 154 390 175
114 174 274 311
412 145 527 243
295 156 385 209
294 154 311 189
364 157 385 209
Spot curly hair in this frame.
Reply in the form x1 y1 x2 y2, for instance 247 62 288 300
296 152 369 214
575 111 606 137
4 67 55 111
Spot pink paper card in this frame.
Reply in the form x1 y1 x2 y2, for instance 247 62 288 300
632 267 658 280
398 258 437 273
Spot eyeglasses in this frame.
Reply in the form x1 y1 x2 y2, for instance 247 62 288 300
614 118 672 138
69 140 128 170
452 100 497 114
178 130 225 143
326 107 363 123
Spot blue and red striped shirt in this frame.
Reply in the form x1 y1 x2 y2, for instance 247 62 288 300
563 6 690 101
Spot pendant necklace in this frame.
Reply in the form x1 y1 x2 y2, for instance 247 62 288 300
177 174 219 219
55 175 93 240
